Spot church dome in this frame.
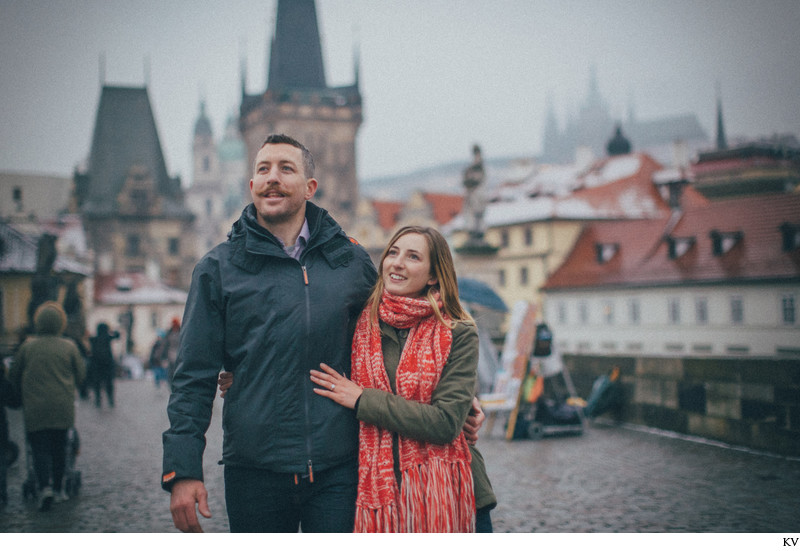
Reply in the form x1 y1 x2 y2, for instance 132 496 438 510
606 125 632 156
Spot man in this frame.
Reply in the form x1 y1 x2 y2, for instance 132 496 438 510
162 134 377 532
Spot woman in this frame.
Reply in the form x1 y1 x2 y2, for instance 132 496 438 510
314 225 482 532
220 226 496 532
9 301 85 511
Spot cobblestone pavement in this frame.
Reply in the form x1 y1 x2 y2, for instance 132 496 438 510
2 378 800 533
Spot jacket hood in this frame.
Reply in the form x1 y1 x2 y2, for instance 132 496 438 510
34 301 67 335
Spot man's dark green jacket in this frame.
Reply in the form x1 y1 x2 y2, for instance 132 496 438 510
162 202 376 490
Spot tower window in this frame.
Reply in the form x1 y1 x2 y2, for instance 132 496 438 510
126 235 141 257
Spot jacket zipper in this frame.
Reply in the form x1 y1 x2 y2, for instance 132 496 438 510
301 263 314 482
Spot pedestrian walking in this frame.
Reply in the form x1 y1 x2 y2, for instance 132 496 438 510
89 322 119 408
163 318 181 380
8 301 85 511
148 330 168 388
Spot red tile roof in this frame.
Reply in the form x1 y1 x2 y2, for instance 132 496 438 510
421 192 463 225
542 193 800 290
371 200 404 231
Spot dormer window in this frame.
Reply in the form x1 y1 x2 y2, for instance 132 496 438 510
595 242 619 264
710 230 743 256
780 223 800 252
667 236 695 259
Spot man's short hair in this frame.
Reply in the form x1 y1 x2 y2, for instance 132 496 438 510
260 134 315 178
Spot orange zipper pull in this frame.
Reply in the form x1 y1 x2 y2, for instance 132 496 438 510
302 265 309 285
308 460 314 483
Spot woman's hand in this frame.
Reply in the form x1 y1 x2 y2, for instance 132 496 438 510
218 371 233 398
310 363 363 409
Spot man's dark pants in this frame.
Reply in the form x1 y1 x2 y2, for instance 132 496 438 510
225 459 357 532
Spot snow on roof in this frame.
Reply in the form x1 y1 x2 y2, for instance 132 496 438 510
94 272 187 305
583 155 642 188
484 196 605 227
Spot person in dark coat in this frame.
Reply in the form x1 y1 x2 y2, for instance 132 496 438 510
1 361 22 508
162 134 377 533
89 322 119 408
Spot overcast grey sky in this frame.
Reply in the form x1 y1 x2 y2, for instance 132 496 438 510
1 0 798 184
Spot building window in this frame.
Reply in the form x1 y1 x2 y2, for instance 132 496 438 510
782 294 796 325
168 237 180 256
126 234 141 257
710 230 742 256
730 296 744 325
579 300 589 325
695 297 708 325
557 301 567 324
603 301 614 324
595 243 619 264
130 189 149 213
203 156 210 172
500 229 509 248
667 236 695 259
13 187 23 211
519 266 528 286
668 297 681 324
498 269 506 288
780 223 800 252
628 298 640 325
524 226 533 246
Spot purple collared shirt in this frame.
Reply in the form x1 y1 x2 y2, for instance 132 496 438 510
282 219 311 261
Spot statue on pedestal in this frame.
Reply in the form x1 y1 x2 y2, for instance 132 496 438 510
458 144 497 254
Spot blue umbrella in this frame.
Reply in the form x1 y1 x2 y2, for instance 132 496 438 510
457 278 508 312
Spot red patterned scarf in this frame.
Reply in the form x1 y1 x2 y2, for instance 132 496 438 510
351 290 475 532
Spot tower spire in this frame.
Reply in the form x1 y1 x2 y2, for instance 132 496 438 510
716 83 728 150
267 0 326 90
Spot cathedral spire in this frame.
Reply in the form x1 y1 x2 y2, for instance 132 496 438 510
716 83 728 150
267 0 326 90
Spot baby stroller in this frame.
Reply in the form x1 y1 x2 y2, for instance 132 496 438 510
22 427 82 500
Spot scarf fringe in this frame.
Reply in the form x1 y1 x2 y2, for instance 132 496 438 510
356 458 475 533
355 503 399 533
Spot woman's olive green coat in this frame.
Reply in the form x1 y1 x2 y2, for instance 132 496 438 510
9 302 86 433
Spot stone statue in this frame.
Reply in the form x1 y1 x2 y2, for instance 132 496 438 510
27 233 60 331
462 144 488 243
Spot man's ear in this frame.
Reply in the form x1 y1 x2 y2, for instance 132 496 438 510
305 178 318 200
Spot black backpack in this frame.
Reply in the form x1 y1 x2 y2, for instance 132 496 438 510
533 323 553 357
